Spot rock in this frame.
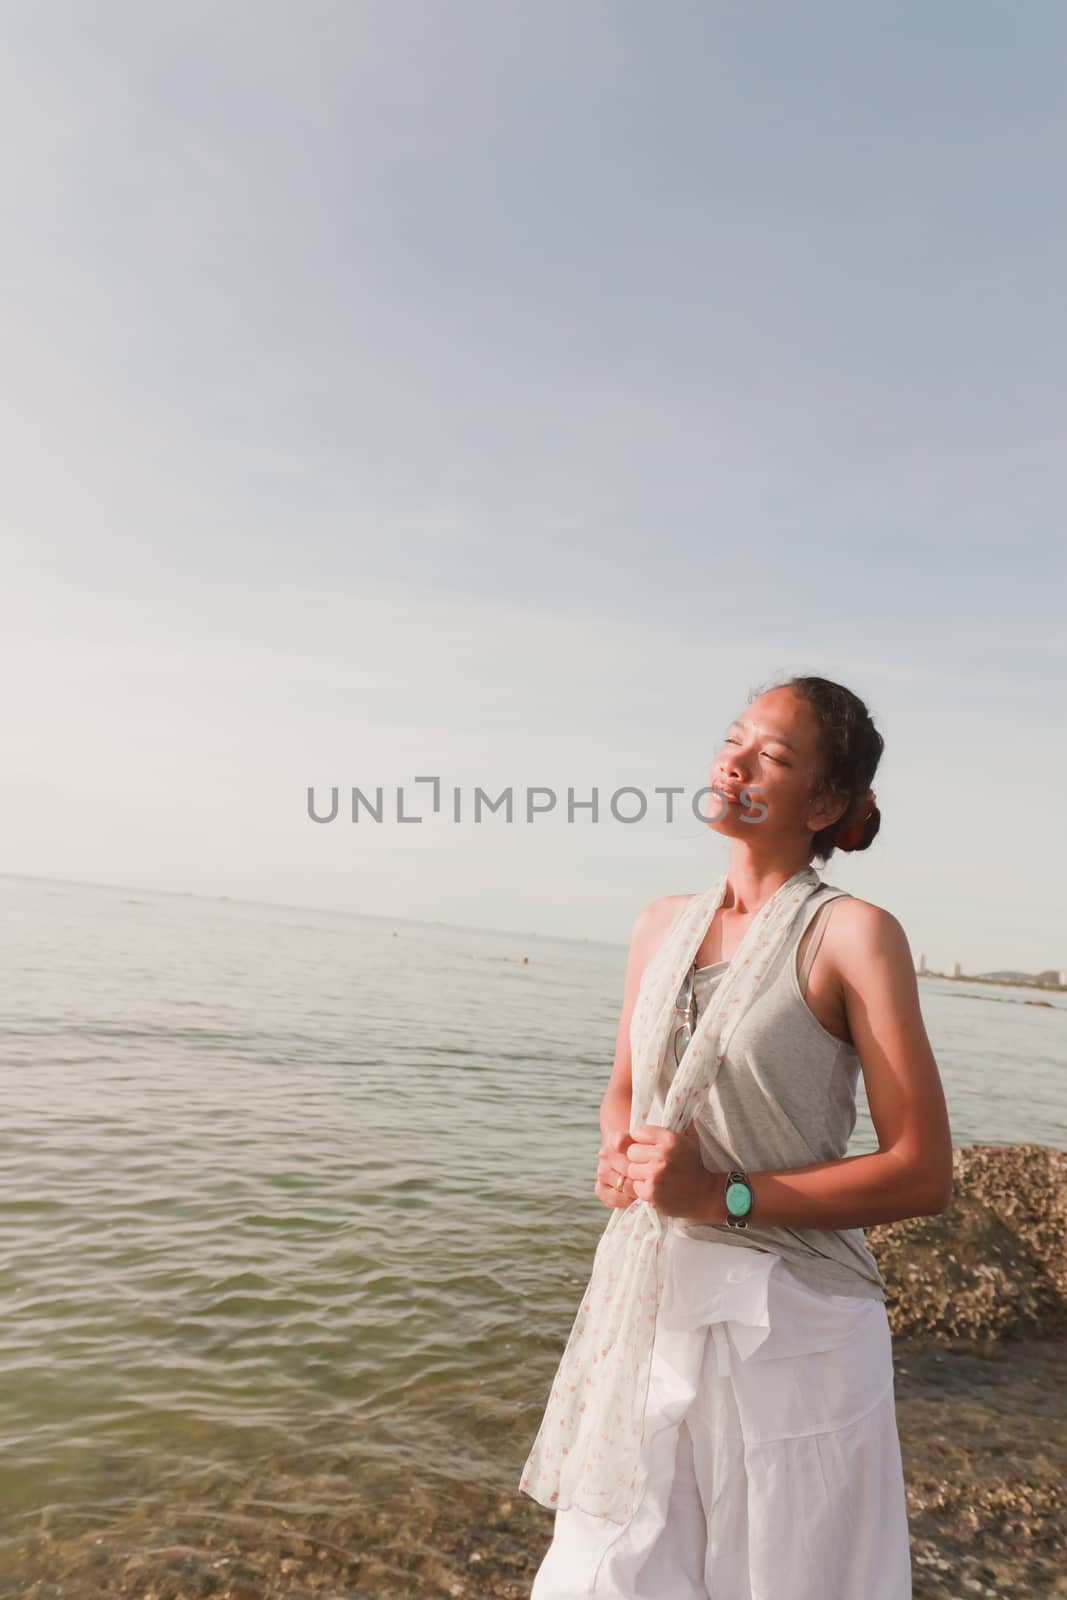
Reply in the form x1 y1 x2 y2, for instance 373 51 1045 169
867 1144 1067 1342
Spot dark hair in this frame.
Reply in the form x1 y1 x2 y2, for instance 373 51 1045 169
756 674 884 864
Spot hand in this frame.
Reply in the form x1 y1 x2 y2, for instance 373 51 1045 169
595 1127 637 1209
625 1121 711 1220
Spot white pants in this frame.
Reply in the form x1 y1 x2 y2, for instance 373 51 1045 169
529 1231 912 1600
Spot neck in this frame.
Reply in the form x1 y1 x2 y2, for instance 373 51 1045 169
722 848 816 914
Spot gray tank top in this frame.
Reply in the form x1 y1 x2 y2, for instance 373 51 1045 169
649 883 888 1302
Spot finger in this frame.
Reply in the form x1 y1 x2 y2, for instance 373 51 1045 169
596 1177 628 1207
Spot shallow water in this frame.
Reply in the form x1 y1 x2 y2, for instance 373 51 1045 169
1 874 1063 1597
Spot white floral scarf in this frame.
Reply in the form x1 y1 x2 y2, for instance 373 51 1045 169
518 864 823 1523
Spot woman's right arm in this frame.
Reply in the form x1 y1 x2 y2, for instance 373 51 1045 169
598 902 687 1203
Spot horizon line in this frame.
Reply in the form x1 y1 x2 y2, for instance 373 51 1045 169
0 869 628 952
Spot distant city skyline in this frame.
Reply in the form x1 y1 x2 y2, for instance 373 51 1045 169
915 951 1067 989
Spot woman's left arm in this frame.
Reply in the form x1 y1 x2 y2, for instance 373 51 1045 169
698 901 955 1229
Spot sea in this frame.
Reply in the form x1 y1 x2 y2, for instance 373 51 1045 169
0 874 1063 1598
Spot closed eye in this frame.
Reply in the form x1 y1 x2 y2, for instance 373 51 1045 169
724 737 786 764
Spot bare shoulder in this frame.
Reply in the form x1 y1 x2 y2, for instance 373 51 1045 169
633 892 695 960
641 891 696 925
823 895 914 979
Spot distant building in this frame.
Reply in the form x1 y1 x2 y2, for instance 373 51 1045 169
952 961 962 979
1060 970 1067 988
916 951 927 975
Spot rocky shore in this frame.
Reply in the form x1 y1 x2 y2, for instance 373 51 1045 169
865 1143 1067 1599
11 1145 1066 1600
486 1143 1067 1600
869 1142 1067 1344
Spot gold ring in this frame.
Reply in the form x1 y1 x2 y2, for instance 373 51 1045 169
616 1174 624 1191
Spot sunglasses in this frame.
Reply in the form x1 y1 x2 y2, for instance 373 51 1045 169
672 963 696 1066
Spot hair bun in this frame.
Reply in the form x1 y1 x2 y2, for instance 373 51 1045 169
835 788 877 852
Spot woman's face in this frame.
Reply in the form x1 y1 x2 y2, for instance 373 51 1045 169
706 687 844 845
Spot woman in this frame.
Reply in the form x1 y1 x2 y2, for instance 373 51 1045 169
524 673 953 1600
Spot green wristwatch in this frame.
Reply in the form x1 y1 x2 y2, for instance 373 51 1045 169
724 1169 753 1230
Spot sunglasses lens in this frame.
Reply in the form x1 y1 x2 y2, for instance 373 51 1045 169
674 1025 691 1064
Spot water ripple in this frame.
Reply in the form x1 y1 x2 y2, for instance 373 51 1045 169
0 876 1062 1595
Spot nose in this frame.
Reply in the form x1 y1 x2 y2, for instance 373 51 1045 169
718 744 748 783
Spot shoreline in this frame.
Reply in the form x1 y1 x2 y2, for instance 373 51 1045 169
13 1341 1064 1600
9 1144 1066 1600
919 971 1066 995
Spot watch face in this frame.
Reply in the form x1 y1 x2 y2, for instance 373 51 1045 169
725 1180 752 1217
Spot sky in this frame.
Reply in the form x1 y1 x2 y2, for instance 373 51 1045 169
2 1 1065 972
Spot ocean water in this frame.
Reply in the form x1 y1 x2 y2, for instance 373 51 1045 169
0 874 1063 1596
